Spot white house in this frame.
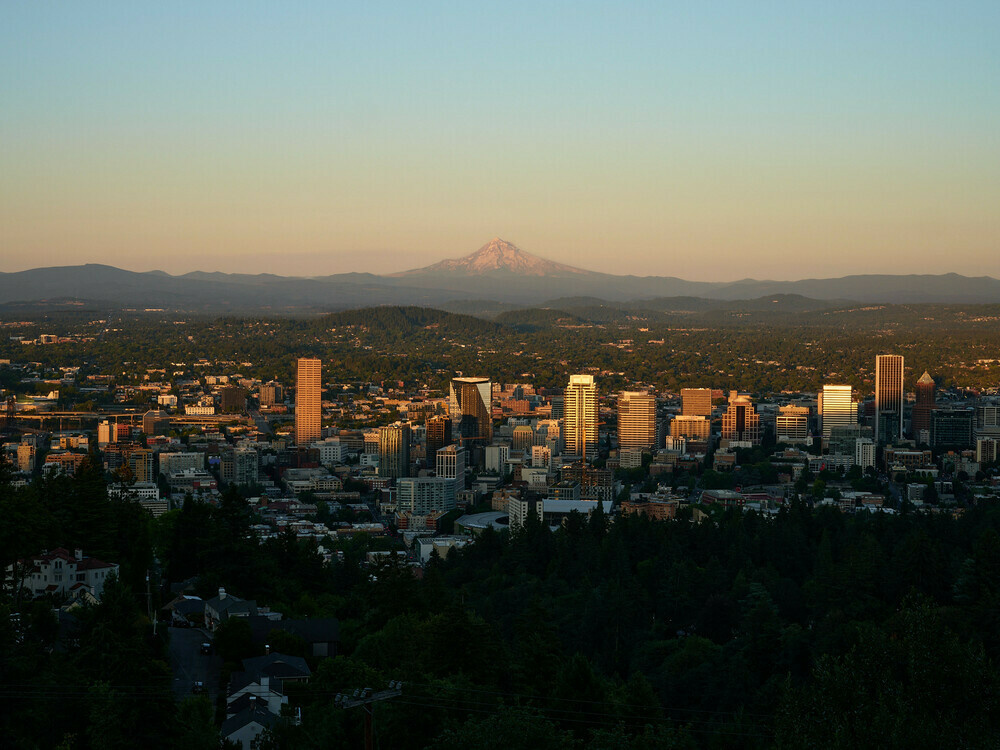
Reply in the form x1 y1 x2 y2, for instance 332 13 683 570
8 548 118 599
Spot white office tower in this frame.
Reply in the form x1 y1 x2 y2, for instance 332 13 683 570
565 374 598 461
485 444 509 474
855 438 876 469
977 437 998 465
311 438 345 465
436 444 466 500
531 444 552 470
663 435 687 453
397 476 454 514
776 405 810 444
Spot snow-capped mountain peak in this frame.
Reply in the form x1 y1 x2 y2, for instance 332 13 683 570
394 238 592 277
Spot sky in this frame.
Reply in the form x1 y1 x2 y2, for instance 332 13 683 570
1 2 998 281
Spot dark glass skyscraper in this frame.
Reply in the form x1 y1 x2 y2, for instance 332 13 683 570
449 377 492 447
426 414 452 459
875 355 904 444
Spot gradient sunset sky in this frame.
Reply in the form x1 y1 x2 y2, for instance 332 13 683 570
2 2 997 280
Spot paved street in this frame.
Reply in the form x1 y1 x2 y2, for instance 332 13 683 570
251 410 271 437
168 626 222 702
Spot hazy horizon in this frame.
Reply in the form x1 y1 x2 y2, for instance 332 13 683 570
2 237 1000 284
0 238 997 284
3 2 998 280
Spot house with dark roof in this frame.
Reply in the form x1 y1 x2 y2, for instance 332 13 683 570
221 699 279 750
224 652 311 748
204 587 258 631
247 615 340 657
229 652 311 710
160 593 206 625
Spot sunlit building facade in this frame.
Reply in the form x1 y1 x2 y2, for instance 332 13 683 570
821 385 856 440
721 391 761 446
618 390 657 450
565 374 598 461
295 357 322 445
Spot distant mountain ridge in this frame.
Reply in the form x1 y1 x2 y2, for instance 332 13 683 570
2 239 1000 311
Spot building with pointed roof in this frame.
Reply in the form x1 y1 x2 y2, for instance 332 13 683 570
912 371 936 440
721 391 761 446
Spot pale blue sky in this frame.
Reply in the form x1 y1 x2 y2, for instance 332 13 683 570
1 2 997 279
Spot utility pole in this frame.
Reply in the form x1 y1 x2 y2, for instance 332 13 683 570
145 572 156 636
335 683 403 750
363 704 374 750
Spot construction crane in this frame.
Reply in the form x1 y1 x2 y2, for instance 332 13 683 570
1 396 15 434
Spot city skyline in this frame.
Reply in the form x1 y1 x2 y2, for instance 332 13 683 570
5 311 998 748
2 3 999 280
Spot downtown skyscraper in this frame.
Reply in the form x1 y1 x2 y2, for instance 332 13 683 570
680 388 713 417
721 391 761 446
295 357 322 445
379 422 411 479
875 354 904 444
565 374 598 461
618 390 657 450
426 414 452 459
912 371 936 440
449 377 493 448
821 385 856 439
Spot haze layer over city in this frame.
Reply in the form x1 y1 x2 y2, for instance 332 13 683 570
3 4 1000 750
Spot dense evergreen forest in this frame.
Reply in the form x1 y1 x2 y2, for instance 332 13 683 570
4 461 1000 748
4 303 1000 397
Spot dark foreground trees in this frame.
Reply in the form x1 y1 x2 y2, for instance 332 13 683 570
6 462 1000 748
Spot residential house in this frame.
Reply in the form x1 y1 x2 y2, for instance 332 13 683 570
204 588 258 631
8 548 118 600
221 700 280 750
224 653 312 748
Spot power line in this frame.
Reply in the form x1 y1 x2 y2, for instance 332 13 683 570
399 679 774 719
1 680 774 737
0 679 773 722
383 697 772 739
385 690 770 733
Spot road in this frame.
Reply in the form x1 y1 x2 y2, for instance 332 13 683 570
251 409 272 437
168 626 222 702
